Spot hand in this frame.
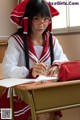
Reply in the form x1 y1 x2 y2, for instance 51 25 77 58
32 62 47 77
44 66 59 77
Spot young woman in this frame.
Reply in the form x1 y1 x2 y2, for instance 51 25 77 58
1 0 68 120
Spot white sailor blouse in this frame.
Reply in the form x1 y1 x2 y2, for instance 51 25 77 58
2 34 68 78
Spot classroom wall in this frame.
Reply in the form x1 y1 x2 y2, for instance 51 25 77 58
56 34 80 61
0 0 17 39
0 0 17 61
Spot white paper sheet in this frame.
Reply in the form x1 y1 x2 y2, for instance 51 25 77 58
0 75 58 87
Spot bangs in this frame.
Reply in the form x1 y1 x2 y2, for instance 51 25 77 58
25 0 51 18
33 2 51 18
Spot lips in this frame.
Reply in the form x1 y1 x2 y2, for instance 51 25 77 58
38 28 44 30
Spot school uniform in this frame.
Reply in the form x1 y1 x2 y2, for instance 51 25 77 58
3 34 68 78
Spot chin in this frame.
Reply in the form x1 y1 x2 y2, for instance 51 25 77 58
37 29 44 34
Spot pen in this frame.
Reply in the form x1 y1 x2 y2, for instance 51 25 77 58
42 68 49 75
35 61 49 75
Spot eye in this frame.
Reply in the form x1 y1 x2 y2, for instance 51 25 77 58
44 17 50 21
33 17 39 22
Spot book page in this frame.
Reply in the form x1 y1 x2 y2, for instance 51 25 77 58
0 75 58 87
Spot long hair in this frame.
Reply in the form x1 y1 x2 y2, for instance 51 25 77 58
16 0 54 69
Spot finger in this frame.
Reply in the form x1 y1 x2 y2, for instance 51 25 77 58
45 66 58 76
35 63 47 73
46 70 54 77
36 62 47 70
32 69 42 77
34 66 46 74
32 67 46 77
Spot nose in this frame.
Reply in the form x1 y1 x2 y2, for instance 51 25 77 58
40 18 45 23
38 19 45 26
39 22 44 27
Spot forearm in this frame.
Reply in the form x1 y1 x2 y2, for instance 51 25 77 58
2 64 29 78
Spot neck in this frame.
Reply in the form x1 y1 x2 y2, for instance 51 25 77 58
31 33 45 46
31 33 42 41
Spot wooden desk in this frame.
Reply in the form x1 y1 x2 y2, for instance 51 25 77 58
0 40 7 63
10 80 80 120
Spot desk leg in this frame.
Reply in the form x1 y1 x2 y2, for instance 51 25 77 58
10 87 14 120
28 91 37 120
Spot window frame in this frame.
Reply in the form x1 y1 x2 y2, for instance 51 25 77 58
50 0 80 34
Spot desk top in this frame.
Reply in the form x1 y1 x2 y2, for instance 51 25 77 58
16 79 80 90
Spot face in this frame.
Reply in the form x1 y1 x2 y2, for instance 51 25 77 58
31 16 50 35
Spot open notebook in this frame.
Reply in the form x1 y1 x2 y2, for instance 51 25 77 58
0 75 58 87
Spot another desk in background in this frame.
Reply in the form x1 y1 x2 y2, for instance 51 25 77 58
0 40 7 63
0 64 2 79
0 63 5 97
10 79 80 120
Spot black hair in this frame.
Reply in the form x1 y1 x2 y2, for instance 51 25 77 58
49 32 54 64
16 0 54 70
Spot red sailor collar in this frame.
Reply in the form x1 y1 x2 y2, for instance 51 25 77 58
28 33 50 63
